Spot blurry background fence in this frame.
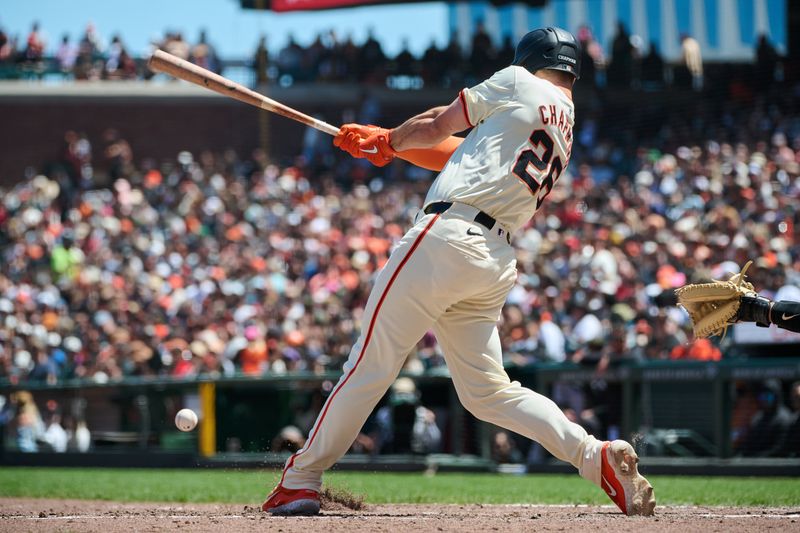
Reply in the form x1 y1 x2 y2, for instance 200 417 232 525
2 358 799 473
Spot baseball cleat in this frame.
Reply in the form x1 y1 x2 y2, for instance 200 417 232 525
600 440 656 516
261 484 321 516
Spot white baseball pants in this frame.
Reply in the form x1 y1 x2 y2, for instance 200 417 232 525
279 203 603 491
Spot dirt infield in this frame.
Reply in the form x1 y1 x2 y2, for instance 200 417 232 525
1 498 798 532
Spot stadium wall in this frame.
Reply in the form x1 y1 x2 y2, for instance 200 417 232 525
0 83 462 184
0 81 697 184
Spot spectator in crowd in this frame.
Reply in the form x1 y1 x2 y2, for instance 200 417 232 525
105 35 124 74
491 430 523 464
72 418 91 452
394 39 416 77
469 20 495 81
12 391 44 452
164 31 190 61
42 400 68 452
420 39 442 85
679 33 703 91
239 325 269 376
191 29 219 74
74 23 105 80
669 337 721 361
731 381 760 451
25 22 45 63
739 380 794 456
357 29 386 83
629 33 646 88
80 22 104 57
271 425 305 453
755 33 780 84
55 34 78 75
780 381 800 456
105 34 137 80
368 378 440 454
640 41 664 89
277 34 304 83
0 29 13 63
439 32 466 87
576 25 603 87
495 35 515 72
254 35 269 85
607 22 633 87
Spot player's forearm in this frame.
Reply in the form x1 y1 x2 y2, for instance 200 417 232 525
768 301 800 333
390 106 450 151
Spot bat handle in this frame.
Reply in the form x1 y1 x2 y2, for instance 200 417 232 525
312 120 340 137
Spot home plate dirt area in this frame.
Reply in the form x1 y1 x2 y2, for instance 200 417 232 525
2 499 799 532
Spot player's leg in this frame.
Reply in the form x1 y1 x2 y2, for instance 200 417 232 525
432 309 596 470
739 296 800 333
265 213 471 513
276 217 443 490
433 298 655 516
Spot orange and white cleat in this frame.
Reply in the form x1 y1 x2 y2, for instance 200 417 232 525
261 484 321 516
600 440 656 516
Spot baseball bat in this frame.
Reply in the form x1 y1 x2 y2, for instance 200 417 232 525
147 49 340 136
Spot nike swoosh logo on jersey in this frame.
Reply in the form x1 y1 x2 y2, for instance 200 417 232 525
466 228 482 236
602 476 617 497
361 146 378 154
782 313 799 321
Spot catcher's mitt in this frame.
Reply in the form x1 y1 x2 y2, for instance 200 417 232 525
674 261 757 338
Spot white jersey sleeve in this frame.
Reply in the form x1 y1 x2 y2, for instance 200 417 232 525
459 67 517 126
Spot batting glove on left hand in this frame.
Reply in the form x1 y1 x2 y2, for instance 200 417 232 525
358 131 396 167
333 124 396 167
334 124 385 155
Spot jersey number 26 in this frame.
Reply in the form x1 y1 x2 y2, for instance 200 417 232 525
512 129 564 210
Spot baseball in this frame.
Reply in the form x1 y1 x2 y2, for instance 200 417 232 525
175 408 198 432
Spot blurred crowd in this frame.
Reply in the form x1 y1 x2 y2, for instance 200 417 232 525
1 18 800 459
0 20 788 92
0 135 423 383
1 76 800 387
0 22 217 81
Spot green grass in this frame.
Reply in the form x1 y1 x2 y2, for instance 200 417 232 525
0 468 798 506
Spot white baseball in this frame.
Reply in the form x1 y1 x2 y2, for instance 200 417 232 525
175 408 198 432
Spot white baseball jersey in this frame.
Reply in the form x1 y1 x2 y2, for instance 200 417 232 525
424 65 575 232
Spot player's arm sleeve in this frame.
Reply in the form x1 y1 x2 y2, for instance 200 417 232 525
770 301 800 333
395 136 464 171
459 66 517 126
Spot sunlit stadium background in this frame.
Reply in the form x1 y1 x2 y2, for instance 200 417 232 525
1 0 799 479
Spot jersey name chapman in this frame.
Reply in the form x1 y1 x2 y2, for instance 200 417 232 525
538 104 573 143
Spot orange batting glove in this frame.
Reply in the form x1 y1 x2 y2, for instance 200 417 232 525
358 131 396 167
333 124 389 159
334 123 463 171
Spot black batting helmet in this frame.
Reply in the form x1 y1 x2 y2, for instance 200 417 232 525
512 27 581 79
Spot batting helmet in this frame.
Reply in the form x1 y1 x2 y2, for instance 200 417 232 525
512 27 581 79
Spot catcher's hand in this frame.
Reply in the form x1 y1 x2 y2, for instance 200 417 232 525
674 261 757 338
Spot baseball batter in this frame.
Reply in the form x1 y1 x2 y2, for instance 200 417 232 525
263 27 655 517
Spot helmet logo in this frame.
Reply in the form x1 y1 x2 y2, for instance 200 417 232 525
557 55 577 64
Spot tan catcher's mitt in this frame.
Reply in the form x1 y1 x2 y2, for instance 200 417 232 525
674 261 757 338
